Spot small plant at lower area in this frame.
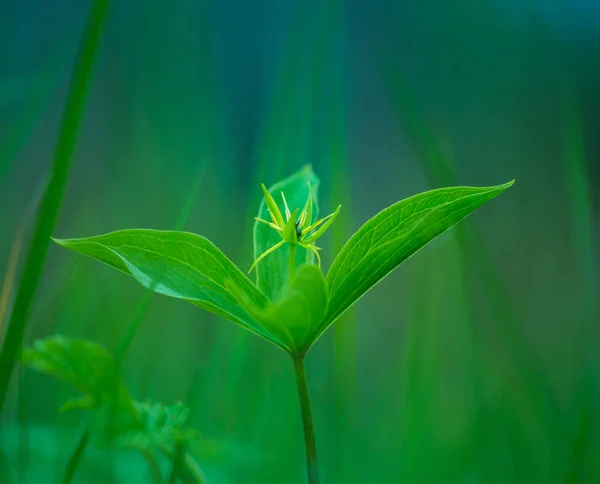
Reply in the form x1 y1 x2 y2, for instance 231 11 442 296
22 335 208 484
51 165 512 483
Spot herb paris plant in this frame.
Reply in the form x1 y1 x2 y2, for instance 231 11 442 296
53 165 513 483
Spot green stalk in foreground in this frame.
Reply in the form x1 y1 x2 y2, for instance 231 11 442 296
0 0 110 412
293 356 319 483
52 166 513 482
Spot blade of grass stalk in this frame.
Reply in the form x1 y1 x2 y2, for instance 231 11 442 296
0 232 24 339
254 0 309 185
324 25 357 482
565 363 593 484
393 244 479 483
0 22 80 181
11 179 51 481
562 93 597 484
562 94 596 341
0 0 111 412
243 0 308 245
17 363 29 484
112 167 205 372
0 177 48 337
381 59 569 479
62 414 93 484
251 0 340 192
398 253 447 483
143 452 163 484
60 164 205 483
167 371 209 484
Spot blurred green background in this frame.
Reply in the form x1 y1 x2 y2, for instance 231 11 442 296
0 0 598 482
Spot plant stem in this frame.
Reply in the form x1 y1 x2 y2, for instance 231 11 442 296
288 243 296 283
182 454 209 484
143 452 164 484
62 428 90 484
293 356 319 484
168 449 208 484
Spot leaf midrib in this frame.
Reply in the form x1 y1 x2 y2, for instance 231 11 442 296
323 187 503 330
327 187 493 294
101 241 266 328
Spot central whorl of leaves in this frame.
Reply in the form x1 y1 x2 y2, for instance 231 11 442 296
52 166 513 356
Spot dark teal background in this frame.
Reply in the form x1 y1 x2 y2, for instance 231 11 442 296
0 1 598 482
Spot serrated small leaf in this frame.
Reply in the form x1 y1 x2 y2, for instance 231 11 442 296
319 182 514 346
254 166 319 301
229 265 328 355
21 335 132 410
94 400 202 457
54 230 285 349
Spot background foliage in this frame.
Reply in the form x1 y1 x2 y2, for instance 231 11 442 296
0 0 598 482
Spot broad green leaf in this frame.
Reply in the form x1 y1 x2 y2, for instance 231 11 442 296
319 182 514 346
21 335 133 411
254 165 319 301
228 265 328 355
53 230 285 349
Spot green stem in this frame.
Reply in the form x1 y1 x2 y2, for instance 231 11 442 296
293 356 319 484
182 454 209 484
288 243 296 283
62 429 90 484
143 452 164 484
168 450 208 484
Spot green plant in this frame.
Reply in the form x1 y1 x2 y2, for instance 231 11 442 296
52 165 512 483
21 335 208 484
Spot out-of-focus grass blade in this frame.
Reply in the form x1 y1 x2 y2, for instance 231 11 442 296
324 28 357 482
396 243 481 483
562 94 597 484
60 168 205 483
0 0 111 412
381 58 568 481
1 178 49 483
255 0 308 186
0 178 47 336
0 19 81 181
563 95 596 339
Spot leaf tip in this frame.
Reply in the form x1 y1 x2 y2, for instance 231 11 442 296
492 179 515 195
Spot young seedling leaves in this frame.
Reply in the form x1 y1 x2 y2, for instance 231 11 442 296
53 230 285 349
316 182 514 347
26 336 210 481
92 400 202 457
228 264 328 355
254 165 319 301
21 335 133 411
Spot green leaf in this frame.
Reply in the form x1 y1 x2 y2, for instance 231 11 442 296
53 229 285 349
94 400 201 456
228 264 328 355
319 182 514 346
21 335 133 410
254 165 319 301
